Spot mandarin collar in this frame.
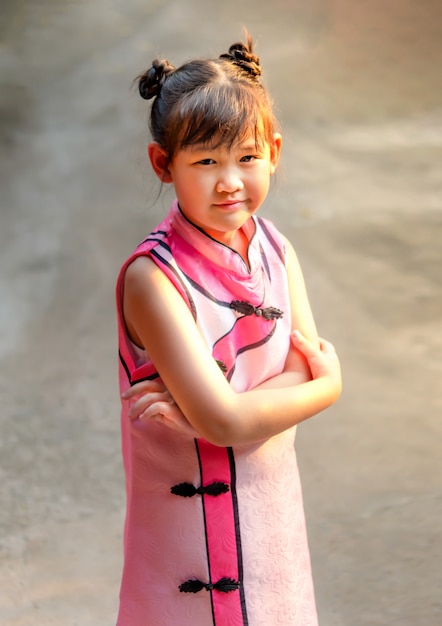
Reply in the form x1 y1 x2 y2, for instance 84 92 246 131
169 199 260 276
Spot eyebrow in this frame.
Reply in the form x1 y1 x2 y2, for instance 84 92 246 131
185 144 215 153
239 143 260 151
187 141 260 154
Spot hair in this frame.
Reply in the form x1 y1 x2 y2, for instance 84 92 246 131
137 33 278 166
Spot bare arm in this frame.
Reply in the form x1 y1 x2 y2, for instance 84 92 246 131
122 253 341 447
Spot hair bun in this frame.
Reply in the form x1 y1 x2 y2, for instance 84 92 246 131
138 58 176 100
219 38 262 78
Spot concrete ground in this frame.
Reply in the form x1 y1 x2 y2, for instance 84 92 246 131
1 1 441 624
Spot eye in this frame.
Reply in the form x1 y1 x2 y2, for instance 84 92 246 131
240 155 257 163
196 158 215 165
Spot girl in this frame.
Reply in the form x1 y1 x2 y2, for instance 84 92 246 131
116 34 341 626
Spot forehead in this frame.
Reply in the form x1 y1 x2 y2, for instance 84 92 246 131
176 120 269 156
184 135 262 153
172 90 271 153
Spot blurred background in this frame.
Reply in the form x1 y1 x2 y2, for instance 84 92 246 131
1 1 441 624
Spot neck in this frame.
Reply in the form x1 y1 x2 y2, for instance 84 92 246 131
229 228 250 268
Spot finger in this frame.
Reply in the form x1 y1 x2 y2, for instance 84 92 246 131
318 338 337 355
128 392 171 419
121 379 165 400
140 406 199 438
139 401 178 423
290 330 319 357
138 402 169 422
141 411 169 426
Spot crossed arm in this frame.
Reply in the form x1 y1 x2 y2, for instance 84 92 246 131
121 238 341 446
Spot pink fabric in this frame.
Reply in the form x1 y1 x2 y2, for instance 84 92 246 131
197 442 245 624
115 200 318 625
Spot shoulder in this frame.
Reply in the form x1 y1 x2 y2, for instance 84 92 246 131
255 216 289 265
255 215 284 240
123 254 157 287
116 211 174 292
120 207 175 274
118 235 195 327
122 251 195 349
255 215 302 264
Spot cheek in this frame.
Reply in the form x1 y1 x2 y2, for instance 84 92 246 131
255 169 272 193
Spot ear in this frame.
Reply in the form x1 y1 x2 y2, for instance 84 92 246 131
269 133 282 175
148 142 173 183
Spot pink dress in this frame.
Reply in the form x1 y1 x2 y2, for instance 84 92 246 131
115 200 318 625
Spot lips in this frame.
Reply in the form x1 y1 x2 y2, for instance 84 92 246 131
213 200 245 209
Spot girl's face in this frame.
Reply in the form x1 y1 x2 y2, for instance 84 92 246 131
149 132 282 247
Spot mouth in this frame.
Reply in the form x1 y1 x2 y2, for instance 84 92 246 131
213 200 245 210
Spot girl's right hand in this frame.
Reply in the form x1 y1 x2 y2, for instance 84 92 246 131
121 380 201 438
290 330 342 395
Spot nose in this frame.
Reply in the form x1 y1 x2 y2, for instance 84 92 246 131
215 167 244 194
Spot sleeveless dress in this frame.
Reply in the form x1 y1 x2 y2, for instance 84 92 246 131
115 200 318 626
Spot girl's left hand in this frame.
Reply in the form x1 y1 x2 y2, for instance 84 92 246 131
121 380 200 437
290 330 342 398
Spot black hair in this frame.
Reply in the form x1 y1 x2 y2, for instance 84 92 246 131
137 33 278 166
